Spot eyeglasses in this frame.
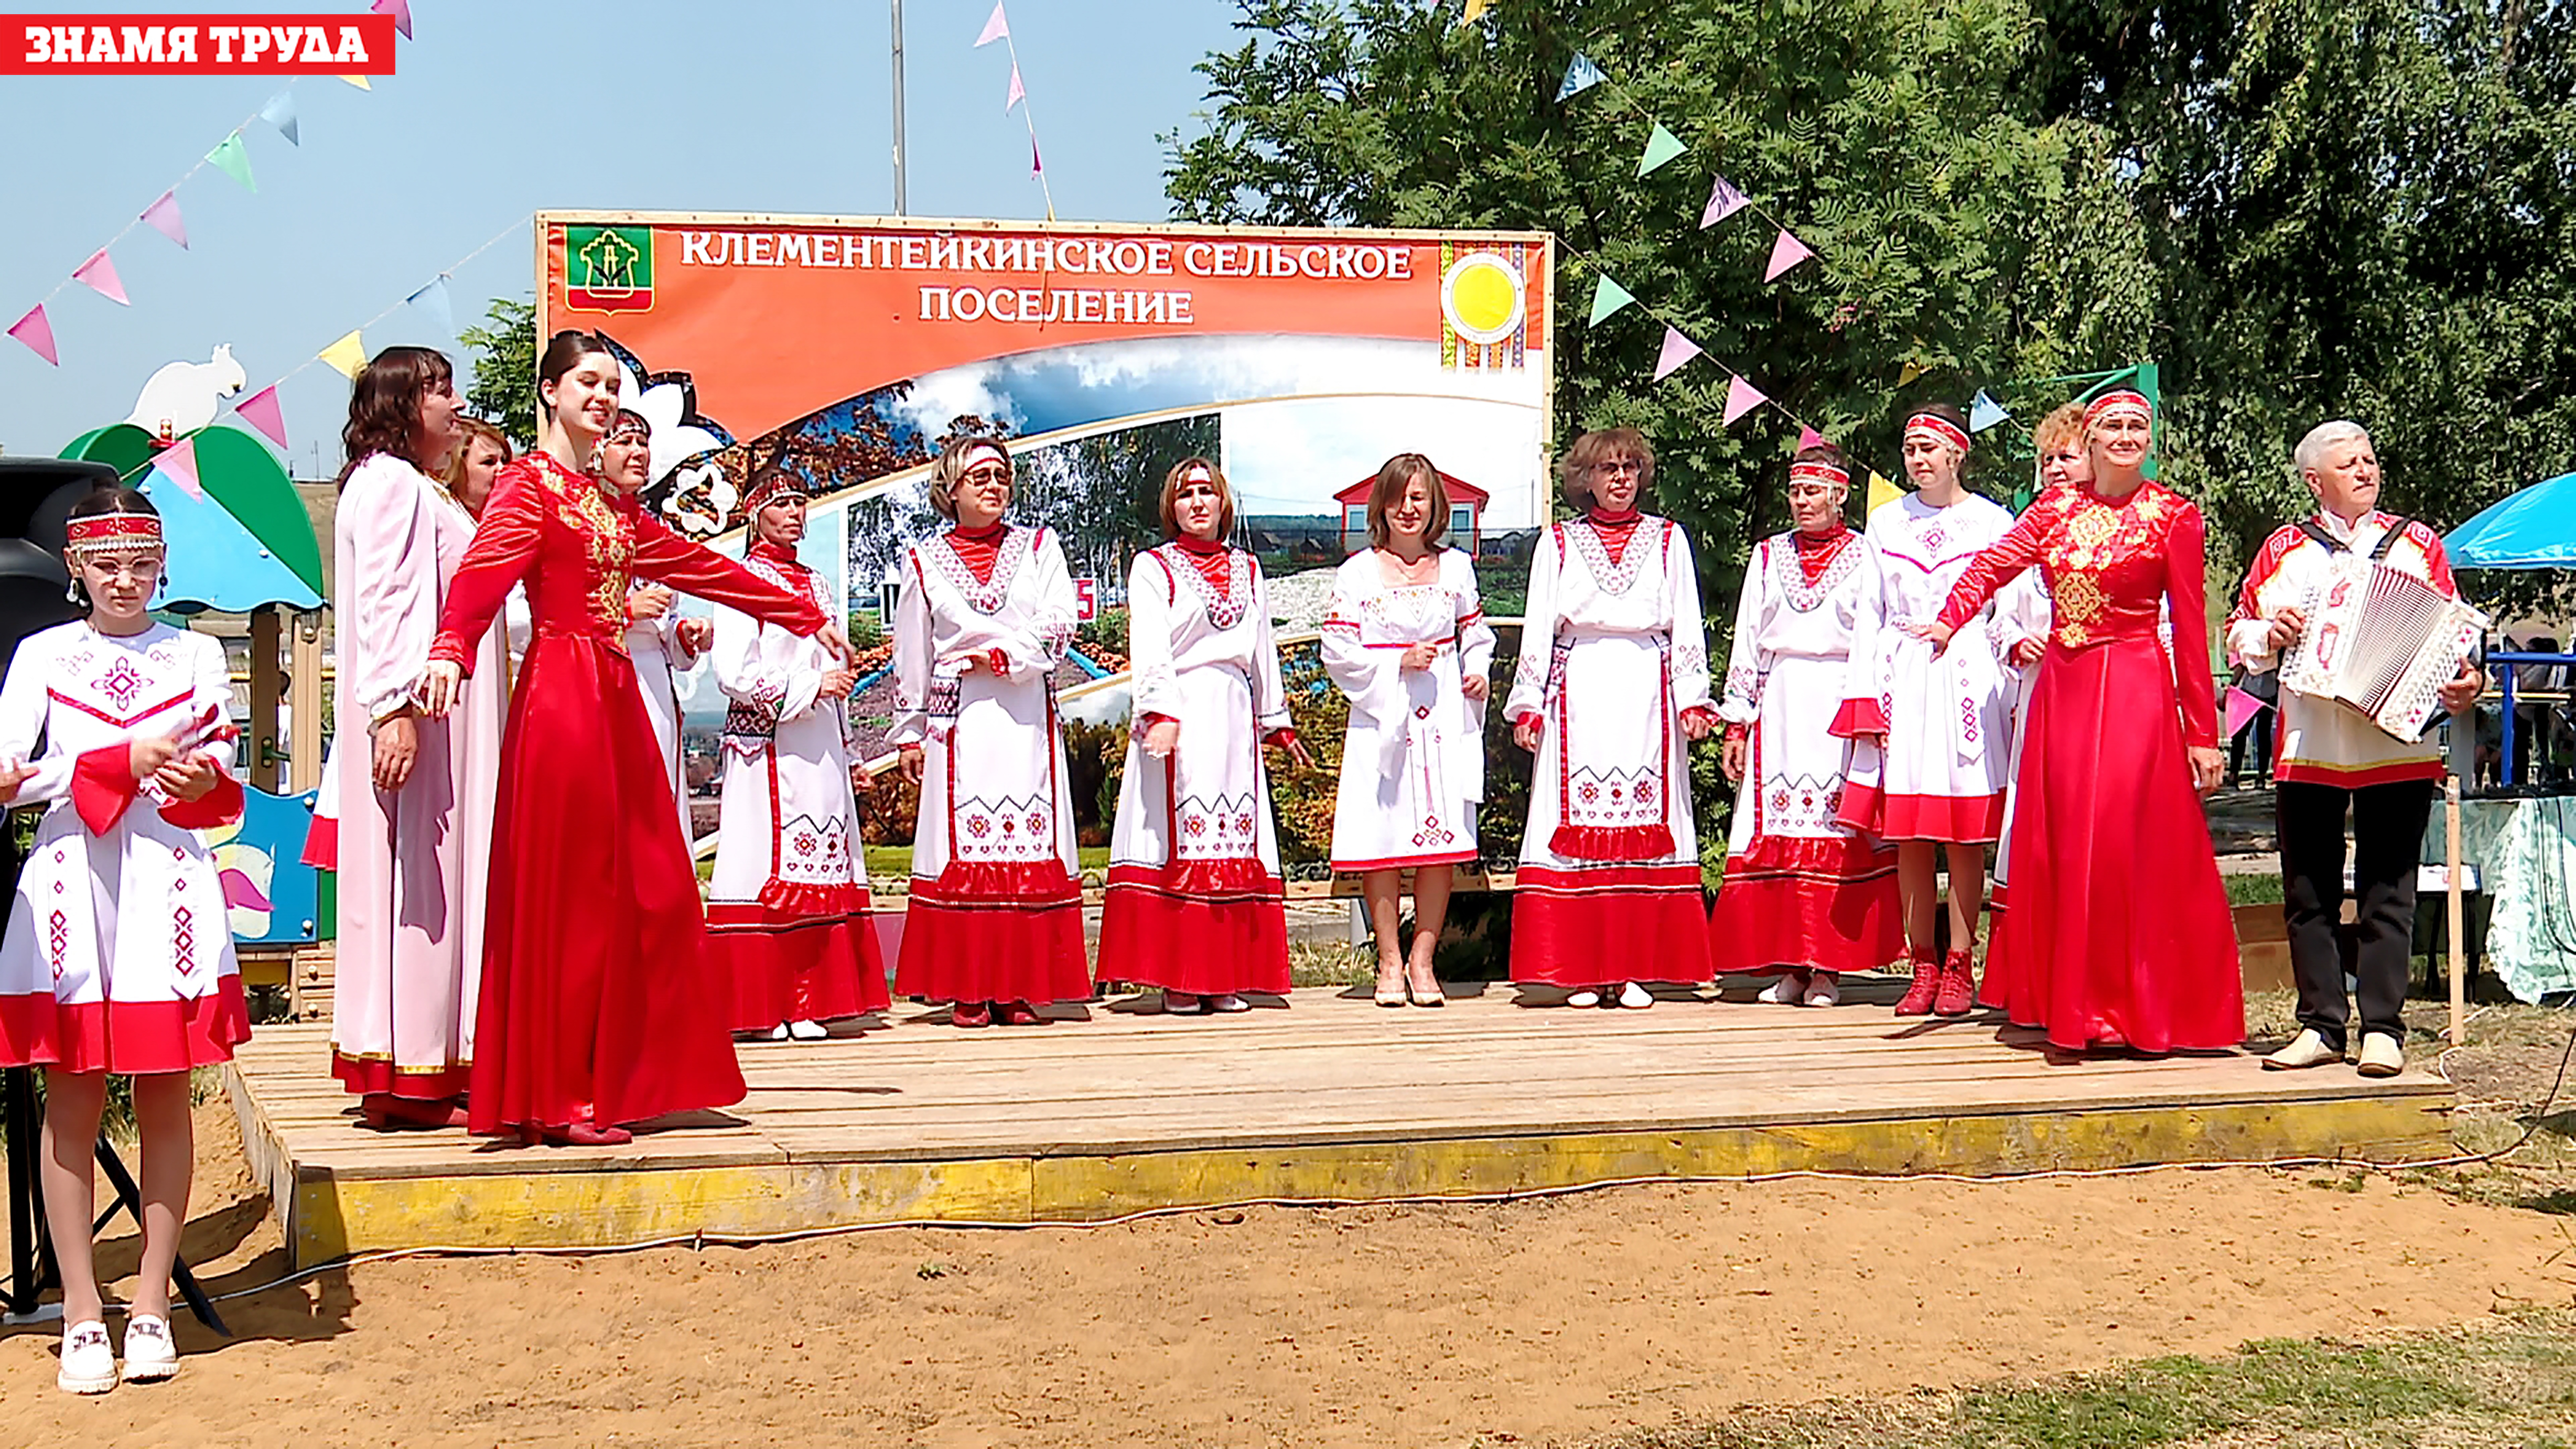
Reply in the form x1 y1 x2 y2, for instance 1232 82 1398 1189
960 464 1010 485
1592 459 1643 476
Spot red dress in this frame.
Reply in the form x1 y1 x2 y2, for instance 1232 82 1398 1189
429 453 826 1135
1937 481 2244 1053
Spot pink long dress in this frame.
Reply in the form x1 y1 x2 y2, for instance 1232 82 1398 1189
326 453 509 1102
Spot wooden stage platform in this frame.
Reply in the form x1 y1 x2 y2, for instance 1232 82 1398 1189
227 985 2457 1269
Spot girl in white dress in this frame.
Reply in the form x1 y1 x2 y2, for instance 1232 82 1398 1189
604 410 710 842
0 489 247 1393
1323 454 1495 1008
1101 459 1315 1014
889 437 1091 1027
1711 446 1903 1004
1506 429 1717 1009
1835 403 2018 1017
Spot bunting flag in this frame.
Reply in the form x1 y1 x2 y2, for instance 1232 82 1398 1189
153 435 206 501
1031 135 1044 178
234 384 288 450
1587 275 1635 326
339 74 371 90
1700 174 1750 228
1797 424 1826 451
1556 53 1604 102
975 0 1009 45
1722 374 1767 426
142 190 187 249
318 329 367 379
1968 388 2010 432
1763 228 1814 282
206 133 255 190
1006 63 1025 111
7 304 57 366
1636 123 1686 177
72 250 130 306
259 91 299 146
1898 359 1927 386
406 276 454 338
1867 470 1904 516
1652 326 1702 382
2224 685 2266 740
371 0 413 39
1461 0 1495 21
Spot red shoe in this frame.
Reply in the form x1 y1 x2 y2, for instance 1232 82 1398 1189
1933 950 1979 1018
952 1000 993 1029
359 1095 468 1130
1893 949 1941 1015
996 1000 1048 1026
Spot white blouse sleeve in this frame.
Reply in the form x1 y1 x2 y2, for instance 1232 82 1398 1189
1665 522 1715 714
1450 550 1496 683
1247 559 1292 735
0 633 69 806
1504 525 1558 728
1321 561 1402 727
1718 540 1772 727
339 455 436 725
886 549 932 748
1127 551 1180 721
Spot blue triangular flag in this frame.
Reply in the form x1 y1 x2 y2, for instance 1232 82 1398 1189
260 90 299 146
1968 389 2010 432
406 275 455 339
1556 53 1604 102
1637 122 1687 177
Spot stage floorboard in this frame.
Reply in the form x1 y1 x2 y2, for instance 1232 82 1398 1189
228 983 2456 1268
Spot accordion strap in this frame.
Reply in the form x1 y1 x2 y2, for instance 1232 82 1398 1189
2295 514 2411 560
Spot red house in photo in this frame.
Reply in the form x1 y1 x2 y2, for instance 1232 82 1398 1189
1335 470 1488 555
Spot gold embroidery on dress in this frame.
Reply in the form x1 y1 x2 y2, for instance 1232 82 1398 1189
536 459 636 638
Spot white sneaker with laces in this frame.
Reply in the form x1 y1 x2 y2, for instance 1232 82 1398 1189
1802 972 1841 1008
2357 1032 2405 1078
58 1321 115 1394
787 1019 827 1041
122 1314 178 1383
1565 989 1602 1008
2262 1028 2342 1071
1758 974 1805 1005
1616 981 1654 1010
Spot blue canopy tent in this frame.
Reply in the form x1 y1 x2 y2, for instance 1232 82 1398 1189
2446 470 2576 569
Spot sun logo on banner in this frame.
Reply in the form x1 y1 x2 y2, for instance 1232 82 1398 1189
1439 244 1528 371
566 224 655 314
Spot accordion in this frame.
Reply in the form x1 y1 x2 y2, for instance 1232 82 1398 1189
2278 557 2486 740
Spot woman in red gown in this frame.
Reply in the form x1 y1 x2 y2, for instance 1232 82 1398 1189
1929 390 2243 1053
421 331 840 1143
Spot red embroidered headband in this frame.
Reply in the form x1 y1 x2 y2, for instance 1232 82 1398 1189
1903 412 1971 455
1789 460 1850 489
66 514 163 553
743 469 810 512
2084 389 2152 431
603 411 652 447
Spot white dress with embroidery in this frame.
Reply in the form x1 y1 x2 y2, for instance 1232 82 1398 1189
626 592 697 842
1503 515 1715 984
0 622 251 1074
1838 492 2017 842
1322 548 1495 872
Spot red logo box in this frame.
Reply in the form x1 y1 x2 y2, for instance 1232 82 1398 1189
2 13 397 73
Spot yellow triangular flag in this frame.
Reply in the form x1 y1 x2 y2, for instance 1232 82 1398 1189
1898 359 1926 386
339 74 372 90
1867 470 1905 517
1461 0 1494 22
318 329 367 379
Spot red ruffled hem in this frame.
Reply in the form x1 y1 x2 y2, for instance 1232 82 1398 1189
894 898 1091 1005
1833 783 2004 843
756 877 872 916
1710 836 1902 976
300 814 338 869
1829 698 1887 738
716 915 890 1030
1510 864 1710 986
917 859 1082 908
1548 823 1678 862
1098 882 1291 994
0 977 251 1074
331 1055 470 1099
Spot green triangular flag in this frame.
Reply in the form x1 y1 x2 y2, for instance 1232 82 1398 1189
206 132 255 191
1588 275 1635 326
1637 122 1686 177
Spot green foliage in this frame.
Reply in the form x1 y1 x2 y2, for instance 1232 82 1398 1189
844 611 885 653
458 295 538 450
1079 605 1131 659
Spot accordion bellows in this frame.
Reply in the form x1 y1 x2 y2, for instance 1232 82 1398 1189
2279 558 2486 741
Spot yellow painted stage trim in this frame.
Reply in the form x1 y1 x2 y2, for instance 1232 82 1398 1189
270 1095 2452 1269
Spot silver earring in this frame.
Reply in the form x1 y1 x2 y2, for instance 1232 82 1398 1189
64 579 80 604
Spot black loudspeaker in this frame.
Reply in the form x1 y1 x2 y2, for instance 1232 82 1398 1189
0 457 115 671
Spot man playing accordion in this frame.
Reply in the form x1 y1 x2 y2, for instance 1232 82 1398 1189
2229 420 2482 1078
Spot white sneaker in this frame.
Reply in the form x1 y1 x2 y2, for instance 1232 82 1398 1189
1616 981 1654 1010
121 1314 178 1383
1208 992 1250 1013
2262 1028 2342 1071
2357 1033 2405 1078
1565 989 1602 1008
787 1019 827 1041
767 1022 791 1042
1802 972 1841 1008
58 1321 115 1394
1758 974 1805 1005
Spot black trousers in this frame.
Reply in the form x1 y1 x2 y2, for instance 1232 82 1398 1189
2276 779 2434 1049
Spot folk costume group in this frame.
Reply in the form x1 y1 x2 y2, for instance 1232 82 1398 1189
0 328 2483 1393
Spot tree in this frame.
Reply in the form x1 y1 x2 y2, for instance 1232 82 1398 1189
458 296 537 449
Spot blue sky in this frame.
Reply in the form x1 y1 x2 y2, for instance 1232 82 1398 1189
0 0 1246 468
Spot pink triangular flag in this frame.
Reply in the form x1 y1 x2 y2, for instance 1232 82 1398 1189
1764 227 1815 282
1797 425 1826 451
1701 174 1750 228
1651 326 1702 382
2224 685 2267 739
142 190 188 249
154 435 206 501
1005 63 1025 111
371 0 412 38
1031 135 1044 177
1722 374 1768 426
234 384 288 450
7 304 58 365
73 250 130 306
976 1 1009 46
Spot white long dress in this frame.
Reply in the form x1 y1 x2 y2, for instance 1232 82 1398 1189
1837 492 2017 842
1708 528 1902 976
1099 540 1296 994
706 543 884 1030
627 595 696 841
1504 513 1715 986
887 523 1092 1005
0 621 252 1074
1322 548 1495 873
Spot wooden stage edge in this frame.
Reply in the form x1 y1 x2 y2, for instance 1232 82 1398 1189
228 992 2456 1271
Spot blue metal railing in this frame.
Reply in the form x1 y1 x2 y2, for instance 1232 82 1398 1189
2485 650 2576 785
